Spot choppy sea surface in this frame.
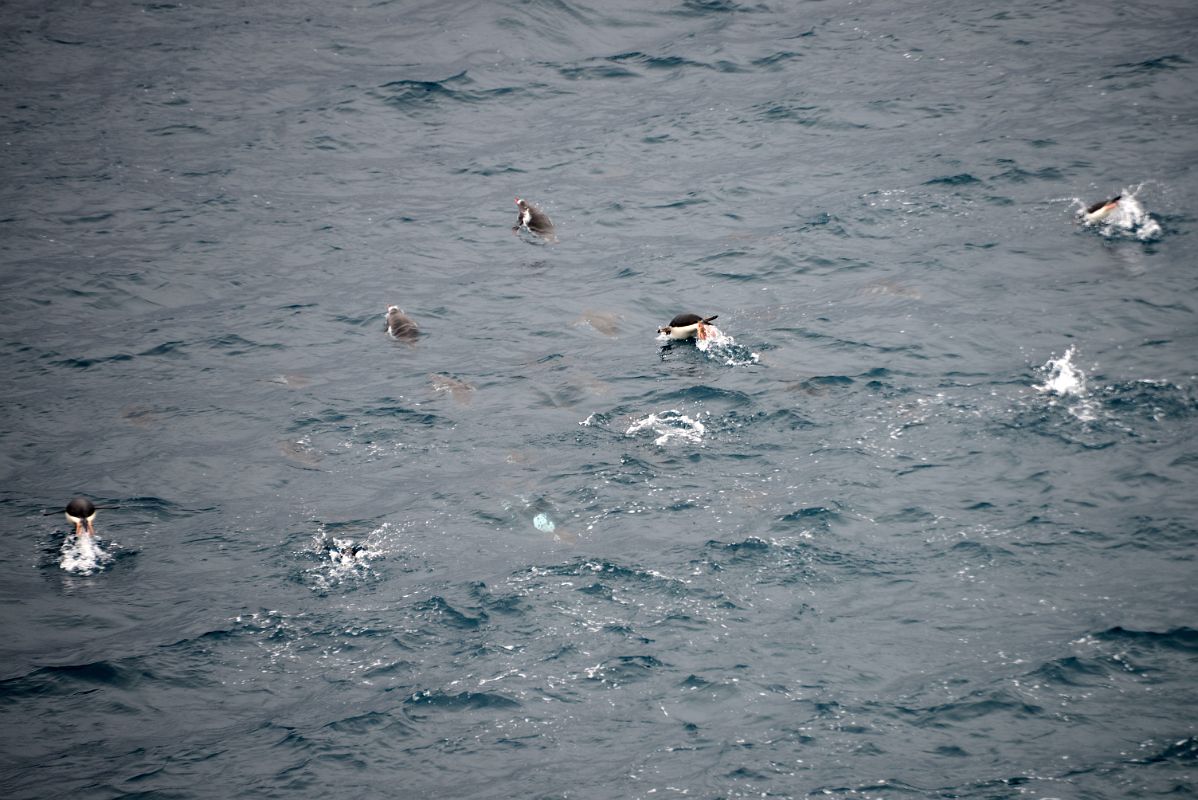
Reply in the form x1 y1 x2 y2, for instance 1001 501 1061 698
2 1 1196 798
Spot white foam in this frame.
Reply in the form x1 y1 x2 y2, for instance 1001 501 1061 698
625 410 707 446
59 534 113 575
1037 346 1085 396
1036 346 1097 421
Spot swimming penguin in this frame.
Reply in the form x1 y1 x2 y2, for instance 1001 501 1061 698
64 497 97 537
329 539 367 565
658 313 718 341
1080 195 1120 225
513 197 555 239
385 305 419 341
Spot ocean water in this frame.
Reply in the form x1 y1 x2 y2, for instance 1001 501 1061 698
1 0 1196 797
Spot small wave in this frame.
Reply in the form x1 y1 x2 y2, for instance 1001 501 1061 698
582 654 664 686
0 660 138 698
374 72 527 112
59 533 114 575
1025 654 1110 688
910 687 1044 726
1137 736 1198 765
321 710 414 736
415 595 488 630
146 124 209 137
671 0 768 16
1095 625 1198 653
924 173 980 186
405 688 520 710
625 409 707 446
1111 54 1191 74
1074 184 1162 241
514 559 684 589
559 63 639 80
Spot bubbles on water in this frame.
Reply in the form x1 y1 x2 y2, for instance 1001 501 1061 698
1074 184 1161 241
625 409 708 446
497 496 578 543
59 533 114 575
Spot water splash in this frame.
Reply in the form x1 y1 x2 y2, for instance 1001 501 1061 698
59 534 114 575
302 528 379 592
1035 346 1098 421
694 325 760 366
327 536 372 567
625 410 707 446
1074 184 1161 241
1037 346 1085 396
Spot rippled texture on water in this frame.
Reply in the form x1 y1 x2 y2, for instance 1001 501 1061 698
2 1 1196 798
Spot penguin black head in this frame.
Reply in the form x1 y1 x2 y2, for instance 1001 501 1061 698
64 497 97 537
385 305 419 341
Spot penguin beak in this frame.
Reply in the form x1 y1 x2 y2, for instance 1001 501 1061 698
68 514 95 536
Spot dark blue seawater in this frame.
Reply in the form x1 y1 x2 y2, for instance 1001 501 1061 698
2 0 1196 797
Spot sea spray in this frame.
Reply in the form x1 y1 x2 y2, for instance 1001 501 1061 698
1036 346 1098 422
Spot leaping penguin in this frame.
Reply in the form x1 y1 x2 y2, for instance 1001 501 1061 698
1080 195 1121 225
658 313 719 341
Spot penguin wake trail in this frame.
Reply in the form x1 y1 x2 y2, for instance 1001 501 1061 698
59 534 114 575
